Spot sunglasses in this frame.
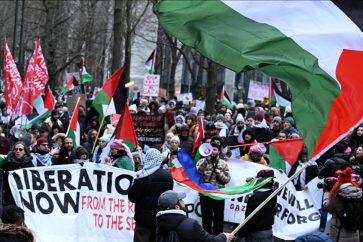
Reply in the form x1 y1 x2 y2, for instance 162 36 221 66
41 143 49 147
14 148 24 151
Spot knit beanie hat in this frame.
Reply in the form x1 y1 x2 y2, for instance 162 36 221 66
36 137 48 146
257 169 274 178
249 143 267 155
215 114 224 121
170 136 180 144
235 114 245 123
285 117 295 127
254 112 264 122
273 116 282 124
75 146 88 158
110 140 126 150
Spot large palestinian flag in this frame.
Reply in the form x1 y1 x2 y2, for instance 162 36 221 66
155 1 363 160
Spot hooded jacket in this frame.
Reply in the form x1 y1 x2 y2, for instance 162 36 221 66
0 224 35 242
156 209 227 242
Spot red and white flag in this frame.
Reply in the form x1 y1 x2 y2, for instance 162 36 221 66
3 37 22 114
192 117 205 154
17 40 49 116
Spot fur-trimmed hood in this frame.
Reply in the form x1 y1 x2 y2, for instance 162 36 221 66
0 223 35 242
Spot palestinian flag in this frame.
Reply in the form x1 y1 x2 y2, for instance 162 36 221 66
66 97 81 146
155 1 363 160
63 75 76 93
15 95 51 129
220 86 233 110
269 139 305 173
98 105 138 163
114 104 139 150
79 59 92 84
92 67 127 122
171 149 272 200
269 79 291 107
145 49 156 74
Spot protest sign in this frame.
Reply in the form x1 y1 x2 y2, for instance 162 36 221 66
143 74 160 97
247 80 269 101
178 92 193 104
132 114 165 144
175 158 324 240
9 164 136 242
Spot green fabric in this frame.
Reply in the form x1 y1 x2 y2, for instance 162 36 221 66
269 145 286 172
92 90 110 123
154 0 340 158
114 156 133 171
0 155 6 169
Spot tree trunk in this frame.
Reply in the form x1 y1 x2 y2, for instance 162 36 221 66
195 54 205 99
123 0 132 84
111 0 124 73
206 60 217 113
102 0 114 83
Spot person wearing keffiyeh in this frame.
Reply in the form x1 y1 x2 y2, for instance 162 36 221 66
128 148 173 242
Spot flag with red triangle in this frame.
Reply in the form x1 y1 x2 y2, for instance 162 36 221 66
269 138 305 172
145 49 156 74
220 86 233 110
66 97 81 146
92 67 127 122
192 117 205 155
63 75 76 93
44 87 55 110
114 105 138 150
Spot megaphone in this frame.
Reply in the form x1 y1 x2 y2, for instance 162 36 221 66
15 128 27 139
199 143 213 157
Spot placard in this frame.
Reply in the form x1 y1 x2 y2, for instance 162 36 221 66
143 74 160 97
132 114 165 144
247 80 269 101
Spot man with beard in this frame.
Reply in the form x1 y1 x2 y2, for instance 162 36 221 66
32 137 57 166
57 137 74 165
44 110 64 132
179 124 194 155
156 190 234 242
197 143 231 235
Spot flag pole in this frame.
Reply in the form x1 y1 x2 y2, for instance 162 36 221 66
91 103 111 154
65 97 81 137
231 163 309 236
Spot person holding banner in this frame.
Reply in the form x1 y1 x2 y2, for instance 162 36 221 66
156 190 234 242
128 148 173 242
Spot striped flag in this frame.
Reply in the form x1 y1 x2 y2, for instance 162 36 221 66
145 49 156 74
63 75 76 93
155 1 363 160
269 139 305 173
79 58 92 84
171 149 272 200
269 79 291 107
66 97 81 146
220 86 233 110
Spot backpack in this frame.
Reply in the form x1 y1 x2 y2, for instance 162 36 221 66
156 230 180 242
335 194 362 231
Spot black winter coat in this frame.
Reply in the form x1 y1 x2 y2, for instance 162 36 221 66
156 209 227 242
237 185 277 236
128 167 173 227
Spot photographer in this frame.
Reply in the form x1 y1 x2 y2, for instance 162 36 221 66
318 141 351 232
323 167 362 241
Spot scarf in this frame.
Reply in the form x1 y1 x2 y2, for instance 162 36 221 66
135 148 162 179
32 153 53 166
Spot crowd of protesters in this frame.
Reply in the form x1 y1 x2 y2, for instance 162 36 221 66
0 91 362 242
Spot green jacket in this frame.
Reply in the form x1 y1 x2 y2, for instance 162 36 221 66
113 156 134 171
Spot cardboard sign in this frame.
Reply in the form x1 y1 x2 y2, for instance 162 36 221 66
247 80 269 101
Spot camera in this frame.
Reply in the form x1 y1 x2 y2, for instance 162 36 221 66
317 177 338 191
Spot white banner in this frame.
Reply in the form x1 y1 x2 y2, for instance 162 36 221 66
247 80 269 101
143 74 160 97
9 163 136 242
176 159 324 241
9 160 323 241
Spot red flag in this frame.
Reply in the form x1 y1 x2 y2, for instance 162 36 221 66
192 117 205 154
270 138 305 166
114 105 138 149
44 87 55 110
3 37 22 114
112 114 121 126
17 40 49 115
